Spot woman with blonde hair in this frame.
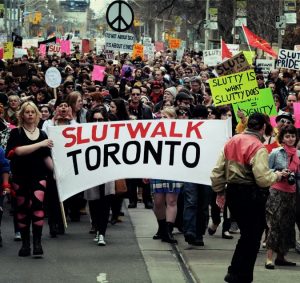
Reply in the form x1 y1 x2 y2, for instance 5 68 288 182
6 101 53 257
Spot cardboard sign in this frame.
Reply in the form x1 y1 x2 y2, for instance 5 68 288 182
60 40 71 55
169 38 181 49
144 43 155 61
209 69 259 106
155 41 164 52
215 52 250 76
45 67 61 88
256 59 275 75
243 51 256 65
232 88 277 121
3 42 13 59
39 44 46 56
293 102 300 128
105 31 134 53
92 65 105 82
48 119 231 201
203 49 222 66
14 48 28 58
22 38 39 49
276 49 300 70
48 44 61 55
132 43 144 60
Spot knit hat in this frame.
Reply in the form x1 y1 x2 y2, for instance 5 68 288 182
164 87 177 98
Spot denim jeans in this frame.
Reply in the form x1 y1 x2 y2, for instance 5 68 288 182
183 182 212 240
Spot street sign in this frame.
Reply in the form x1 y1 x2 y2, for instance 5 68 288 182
276 15 286 29
106 0 134 32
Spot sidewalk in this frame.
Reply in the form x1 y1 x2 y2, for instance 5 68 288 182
127 201 300 283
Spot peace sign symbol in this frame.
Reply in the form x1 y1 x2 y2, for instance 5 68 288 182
106 0 134 32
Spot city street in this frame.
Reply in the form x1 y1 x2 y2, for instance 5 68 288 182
1 199 300 283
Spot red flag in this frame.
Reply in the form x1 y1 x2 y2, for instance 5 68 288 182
221 39 232 60
242 25 277 58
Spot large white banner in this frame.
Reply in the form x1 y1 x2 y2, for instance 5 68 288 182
105 31 134 53
48 120 231 201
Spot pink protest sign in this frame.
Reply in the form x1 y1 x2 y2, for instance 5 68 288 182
61 40 71 55
155 41 164 52
92 65 105 82
269 116 277 128
39 44 46 56
0 48 3 59
293 102 300 128
56 38 62 44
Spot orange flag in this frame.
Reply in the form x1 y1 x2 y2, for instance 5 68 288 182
221 39 232 60
242 25 277 58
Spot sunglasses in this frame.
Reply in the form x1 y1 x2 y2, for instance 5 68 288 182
280 119 291 124
131 93 140 96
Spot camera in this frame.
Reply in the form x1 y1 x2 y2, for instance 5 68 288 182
287 172 296 185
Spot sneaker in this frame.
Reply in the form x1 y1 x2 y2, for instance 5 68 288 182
14 232 22 241
94 232 99 242
229 222 240 234
97 235 106 246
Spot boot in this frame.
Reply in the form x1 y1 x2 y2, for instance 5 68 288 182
33 234 43 257
153 219 166 240
161 222 178 244
32 226 43 257
18 228 31 257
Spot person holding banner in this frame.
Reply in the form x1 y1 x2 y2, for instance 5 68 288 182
151 107 183 244
6 102 53 257
211 113 284 283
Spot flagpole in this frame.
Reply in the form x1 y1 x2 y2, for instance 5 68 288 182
241 24 252 52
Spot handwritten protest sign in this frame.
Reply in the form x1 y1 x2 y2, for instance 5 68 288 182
203 49 222 66
256 59 275 75
49 119 231 201
215 52 250 76
209 69 259 106
276 49 300 70
105 31 134 53
48 44 61 55
3 42 13 59
14 48 27 58
22 39 39 49
169 38 181 49
92 65 105 82
39 44 46 56
232 88 277 121
155 41 164 52
132 43 144 60
293 102 300 128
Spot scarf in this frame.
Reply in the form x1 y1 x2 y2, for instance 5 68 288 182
283 144 299 171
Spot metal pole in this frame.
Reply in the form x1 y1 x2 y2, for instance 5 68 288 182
8 0 12 38
233 0 236 44
278 0 283 49
204 0 210 49
4 0 8 36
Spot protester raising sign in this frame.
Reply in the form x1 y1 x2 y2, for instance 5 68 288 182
105 31 134 53
48 119 231 201
276 49 300 70
232 88 277 121
209 69 259 106
203 49 222 66
215 52 250 77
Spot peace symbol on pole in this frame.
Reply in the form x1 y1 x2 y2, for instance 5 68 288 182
106 0 134 32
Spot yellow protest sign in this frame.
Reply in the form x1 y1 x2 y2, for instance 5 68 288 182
3 42 13 59
209 69 259 106
169 38 181 49
132 43 144 60
243 51 255 65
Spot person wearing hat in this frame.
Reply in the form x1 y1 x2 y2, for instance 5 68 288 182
153 86 177 113
211 113 285 283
